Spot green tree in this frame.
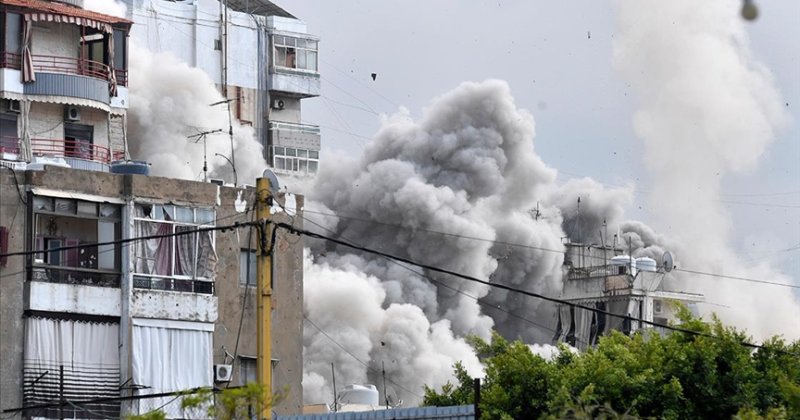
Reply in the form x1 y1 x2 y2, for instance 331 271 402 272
423 310 800 419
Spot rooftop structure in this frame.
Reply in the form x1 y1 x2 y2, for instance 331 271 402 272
555 241 704 350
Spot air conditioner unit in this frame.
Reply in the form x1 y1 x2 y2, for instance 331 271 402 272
214 364 233 382
65 106 81 122
271 99 285 110
7 100 20 113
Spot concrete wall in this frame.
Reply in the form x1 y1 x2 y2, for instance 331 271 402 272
214 185 304 416
27 282 121 316
28 102 111 150
0 169 27 418
31 22 79 58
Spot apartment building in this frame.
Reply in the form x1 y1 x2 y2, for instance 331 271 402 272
0 2 305 417
555 241 704 350
124 0 322 177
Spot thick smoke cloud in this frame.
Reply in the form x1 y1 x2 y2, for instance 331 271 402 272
613 0 800 338
109 0 800 409
126 44 267 184
301 80 593 404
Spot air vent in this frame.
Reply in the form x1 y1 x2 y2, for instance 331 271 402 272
65 106 81 122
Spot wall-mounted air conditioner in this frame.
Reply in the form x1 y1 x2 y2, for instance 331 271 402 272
214 364 233 382
65 106 81 122
271 99 285 110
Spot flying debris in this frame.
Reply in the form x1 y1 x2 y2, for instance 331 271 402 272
371 73 377 81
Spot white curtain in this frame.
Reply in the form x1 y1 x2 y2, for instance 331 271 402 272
574 307 594 350
24 317 120 417
132 323 212 417
20 100 32 161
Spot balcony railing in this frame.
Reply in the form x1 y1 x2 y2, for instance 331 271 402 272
31 138 112 164
31 265 121 288
268 121 321 134
0 52 125 85
133 276 215 295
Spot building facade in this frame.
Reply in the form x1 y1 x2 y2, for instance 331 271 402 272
0 165 305 418
0 3 306 416
0 0 131 172
124 0 322 177
555 242 704 350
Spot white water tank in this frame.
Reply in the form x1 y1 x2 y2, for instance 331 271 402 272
338 384 379 406
610 255 633 275
635 257 657 272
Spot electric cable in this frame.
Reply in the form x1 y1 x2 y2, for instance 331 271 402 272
268 220 798 355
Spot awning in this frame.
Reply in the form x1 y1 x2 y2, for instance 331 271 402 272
26 12 112 33
0 91 111 113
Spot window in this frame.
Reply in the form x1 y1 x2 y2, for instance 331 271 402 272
273 35 318 72
239 357 256 385
63 122 94 160
0 112 18 154
1 13 22 55
270 145 319 175
239 249 256 286
32 197 122 286
133 204 218 293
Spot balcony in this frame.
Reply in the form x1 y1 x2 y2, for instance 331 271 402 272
1 52 118 84
1 137 114 171
269 69 320 98
0 52 118 104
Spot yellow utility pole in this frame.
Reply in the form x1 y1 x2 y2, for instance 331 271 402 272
255 176 273 419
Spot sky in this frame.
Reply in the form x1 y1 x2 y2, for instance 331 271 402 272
274 0 800 281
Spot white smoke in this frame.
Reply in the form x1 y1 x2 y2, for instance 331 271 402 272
613 0 799 339
83 0 127 18
126 43 267 183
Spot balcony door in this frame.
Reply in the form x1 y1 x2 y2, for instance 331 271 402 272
64 122 93 160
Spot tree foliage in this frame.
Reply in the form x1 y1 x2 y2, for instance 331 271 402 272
424 309 800 419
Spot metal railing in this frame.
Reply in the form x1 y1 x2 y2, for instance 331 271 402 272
31 265 121 288
133 276 215 295
0 52 111 81
114 68 128 86
31 138 113 164
268 121 321 134
0 136 20 155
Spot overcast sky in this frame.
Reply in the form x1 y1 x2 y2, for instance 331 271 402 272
274 1 800 280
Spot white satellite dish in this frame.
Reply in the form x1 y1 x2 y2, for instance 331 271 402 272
261 169 280 193
662 251 675 272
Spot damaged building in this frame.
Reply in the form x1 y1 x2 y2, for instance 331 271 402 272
554 241 704 350
0 1 305 418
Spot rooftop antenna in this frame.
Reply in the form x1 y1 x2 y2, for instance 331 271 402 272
188 129 223 182
210 97 242 186
331 363 337 412
534 202 541 221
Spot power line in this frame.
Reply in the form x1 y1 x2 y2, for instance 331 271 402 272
301 208 800 290
675 268 800 290
303 316 423 400
299 212 571 344
266 220 798 355
0 221 257 260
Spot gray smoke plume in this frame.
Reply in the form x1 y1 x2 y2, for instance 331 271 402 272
613 0 799 338
300 80 595 404
126 43 267 184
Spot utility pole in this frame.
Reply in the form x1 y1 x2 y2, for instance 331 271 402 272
256 176 273 420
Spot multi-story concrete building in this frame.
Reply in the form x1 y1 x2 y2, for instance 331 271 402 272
0 1 306 417
0 0 131 172
124 0 322 177
555 241 704 350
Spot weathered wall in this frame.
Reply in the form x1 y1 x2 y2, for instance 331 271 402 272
0 169 27 418
28 103 111 151
31 22 79 58
214 185 304 416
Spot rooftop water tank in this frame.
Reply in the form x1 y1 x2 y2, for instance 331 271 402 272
610 255 633 275
635 257 657 272
337 384 379 406
110 160 150 176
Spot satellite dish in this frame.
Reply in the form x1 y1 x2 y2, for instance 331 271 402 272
662 251 674 273
261 169 280 193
